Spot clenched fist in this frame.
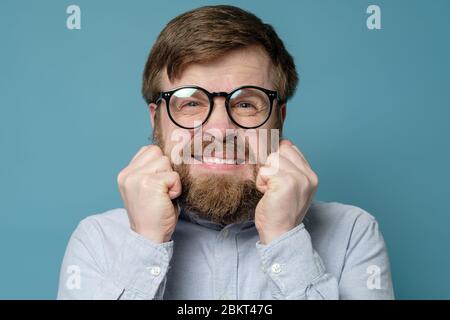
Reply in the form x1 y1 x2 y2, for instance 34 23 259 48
255 139 319 245
117 145 182 244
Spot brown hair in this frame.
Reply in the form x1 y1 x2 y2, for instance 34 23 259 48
142 5 298 105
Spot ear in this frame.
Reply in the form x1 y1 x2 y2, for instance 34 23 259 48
149 103 158 128
279 103 287 125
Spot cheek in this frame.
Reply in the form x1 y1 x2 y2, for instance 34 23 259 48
262 113 282 151
267 109 281 128
249 128 280 162
158 109 184 153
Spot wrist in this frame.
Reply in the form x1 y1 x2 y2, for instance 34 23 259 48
257 224 297 245
131 225 172 244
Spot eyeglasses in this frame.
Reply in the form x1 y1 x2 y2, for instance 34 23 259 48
155 85 279 129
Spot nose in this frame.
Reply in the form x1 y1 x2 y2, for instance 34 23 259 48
202 96 237 133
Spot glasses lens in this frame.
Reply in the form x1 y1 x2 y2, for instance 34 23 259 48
228 88 271 128
168 88 210 128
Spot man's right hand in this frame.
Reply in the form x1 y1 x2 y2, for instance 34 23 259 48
117 145 182 244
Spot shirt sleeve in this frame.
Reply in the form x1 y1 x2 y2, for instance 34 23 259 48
338 213 395 299
57 219 173 300
255 214 394 300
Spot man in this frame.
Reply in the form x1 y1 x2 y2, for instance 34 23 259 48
58 5 394 299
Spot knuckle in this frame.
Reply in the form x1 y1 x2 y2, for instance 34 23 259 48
122 173 134 189
279 144 289 153
148 145 163 156
296 172 311 189
160 155 171 166
311 172 319 187
139 175 152 189
170 171 180 180
267 152 279 164
304 173 318 191
284 175 297 188
117 169 127 186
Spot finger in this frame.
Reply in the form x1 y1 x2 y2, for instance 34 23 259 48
256 154 298 192
291 145 309 165
129 155 172 175
263 151 302 175
130 145 164 168
280 139 309 166
126 170 182 200
256 168 304 194
279 138 293 148
260 157 305 179
255 167 269 193
131 145 150 162
279 144 310 172
257 151 315 193
280 145 319 187
154 171 182 200
267 139 302 168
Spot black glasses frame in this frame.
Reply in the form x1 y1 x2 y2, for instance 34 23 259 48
155 85 279 129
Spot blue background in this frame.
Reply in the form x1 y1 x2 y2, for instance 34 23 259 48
1 0 449 299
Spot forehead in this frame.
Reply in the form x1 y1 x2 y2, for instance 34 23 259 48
160 46 273 93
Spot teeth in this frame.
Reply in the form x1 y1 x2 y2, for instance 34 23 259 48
193 155 203 162
192 155 244 165
202 157 237 165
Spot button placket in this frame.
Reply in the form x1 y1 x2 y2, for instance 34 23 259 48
214 228 238 299
271 263 282 274
147 266 161 276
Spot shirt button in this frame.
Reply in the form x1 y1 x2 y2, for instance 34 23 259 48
147 266 161 276
222 229 229 238
271 263 282 274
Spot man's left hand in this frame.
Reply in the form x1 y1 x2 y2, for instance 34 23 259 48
255 139 319 245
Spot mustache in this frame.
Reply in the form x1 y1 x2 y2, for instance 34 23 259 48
187 133 256 162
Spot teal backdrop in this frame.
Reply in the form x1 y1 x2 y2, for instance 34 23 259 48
1 0 449 299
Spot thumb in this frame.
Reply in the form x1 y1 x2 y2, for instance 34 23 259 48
157 171 182 200
256 166 272 193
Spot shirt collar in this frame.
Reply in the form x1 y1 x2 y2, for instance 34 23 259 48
178 205 256 232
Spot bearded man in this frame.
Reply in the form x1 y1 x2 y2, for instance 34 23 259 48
58 5 394 300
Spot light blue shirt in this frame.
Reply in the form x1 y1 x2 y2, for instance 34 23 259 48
57 200 394 299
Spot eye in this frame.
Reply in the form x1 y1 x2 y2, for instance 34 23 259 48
182 101 200 107
235 102 256 109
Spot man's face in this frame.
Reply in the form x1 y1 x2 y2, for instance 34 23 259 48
149 46 285 224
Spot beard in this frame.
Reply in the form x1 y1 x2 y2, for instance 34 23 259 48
173 163 262 225
153 121 263 225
